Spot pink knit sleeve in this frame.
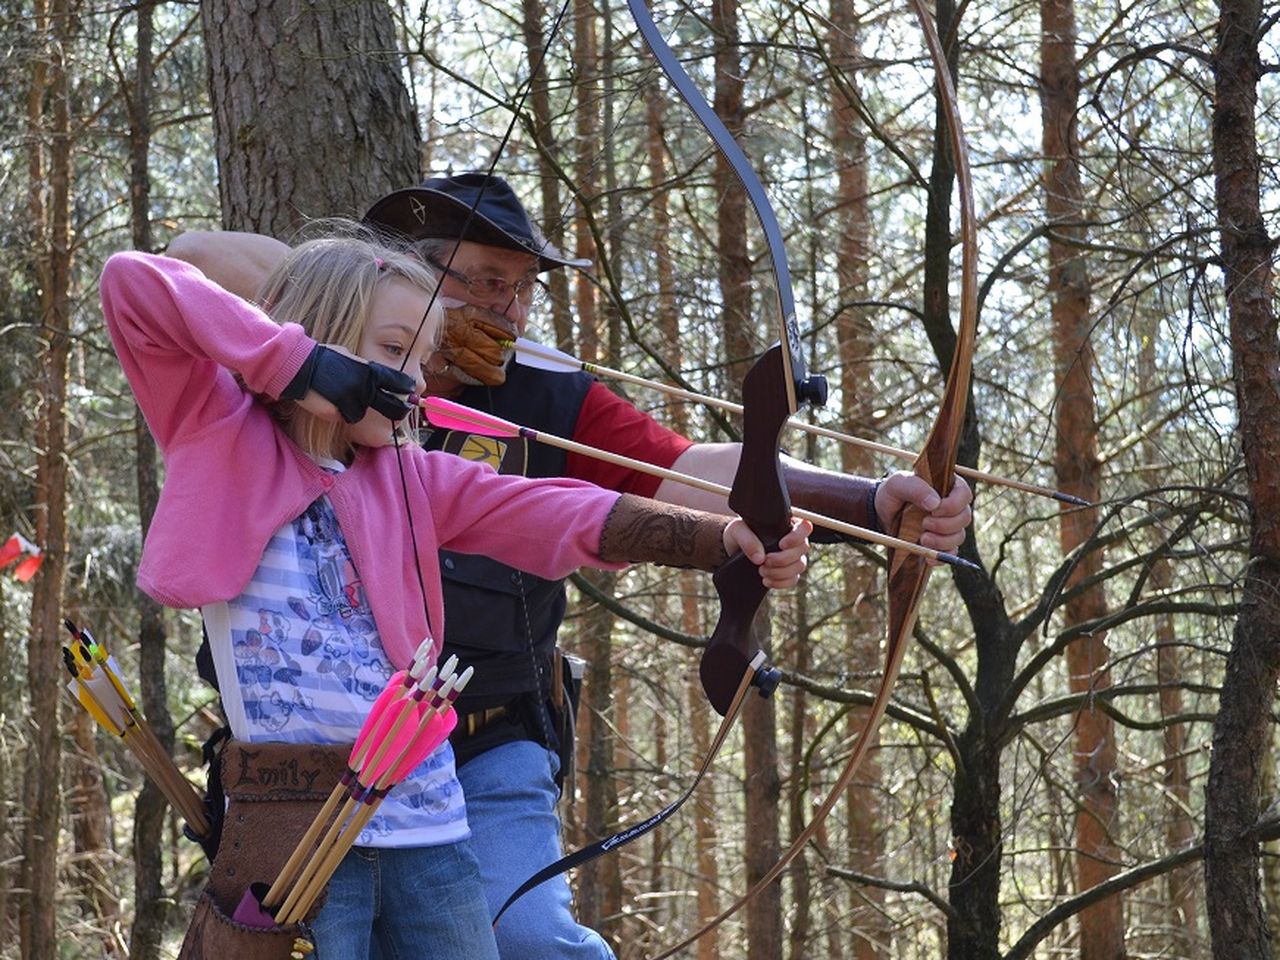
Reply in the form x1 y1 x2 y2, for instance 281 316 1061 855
418 453 626 576
99 251 314 451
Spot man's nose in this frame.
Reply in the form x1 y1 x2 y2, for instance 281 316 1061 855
496 294 529 325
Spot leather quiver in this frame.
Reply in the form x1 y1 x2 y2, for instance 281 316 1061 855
178 740 351 960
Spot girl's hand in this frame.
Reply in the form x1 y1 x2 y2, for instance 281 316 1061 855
722 517 813 589
285 344 414 423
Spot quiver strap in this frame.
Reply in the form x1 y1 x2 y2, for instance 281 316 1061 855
179 740 351 960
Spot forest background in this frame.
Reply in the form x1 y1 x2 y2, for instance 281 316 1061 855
1 0 1279 958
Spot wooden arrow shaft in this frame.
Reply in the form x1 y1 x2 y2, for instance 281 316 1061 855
501 421 966 567
532 348 1083 505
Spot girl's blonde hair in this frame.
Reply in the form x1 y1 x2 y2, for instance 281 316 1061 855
257 232 442 459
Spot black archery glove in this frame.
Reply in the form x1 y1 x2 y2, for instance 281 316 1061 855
280 344 415 424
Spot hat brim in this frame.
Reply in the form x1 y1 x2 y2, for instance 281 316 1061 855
363 187 592 273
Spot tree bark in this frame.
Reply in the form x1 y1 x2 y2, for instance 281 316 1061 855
520 0 573 349
577 569 621 948
712 0 755 384
66 711 116 943
1206 0 1280 955
124 4 177 956
829 4 889 955
20 2 74 957
651 89 722 953
1041 0 1124 956
743 657 783 960
200 0 420 235
572 0 600 363
785 592 814 960
1140 304 1200 954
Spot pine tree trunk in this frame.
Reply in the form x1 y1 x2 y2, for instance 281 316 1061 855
1139 311 1200 955
572 0 600 363
1206 0 1280 954
710 0 782 945
684 584 721 960
0 604 13 944
21 5 75 959
520 0 574 349
200 0 420 234
830 4 889 955
577 569 621 948
741 613 782 960
66 711 116 943
785 592 813 960
1041 0 1124 956
652 88 722 949
712 0 755 382
125 5 177 956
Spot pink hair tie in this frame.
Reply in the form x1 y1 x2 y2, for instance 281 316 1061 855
374 257 385 270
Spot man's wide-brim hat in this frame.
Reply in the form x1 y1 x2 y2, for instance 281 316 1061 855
363 173 591 273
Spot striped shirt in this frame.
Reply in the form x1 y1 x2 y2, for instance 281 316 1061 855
204 485 467 848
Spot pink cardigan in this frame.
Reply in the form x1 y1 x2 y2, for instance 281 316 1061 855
100 251 624 668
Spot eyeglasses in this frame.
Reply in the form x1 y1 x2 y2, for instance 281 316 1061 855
425 256 546 307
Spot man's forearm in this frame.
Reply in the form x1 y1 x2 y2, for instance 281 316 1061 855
656 443 878 537
166 230 290 300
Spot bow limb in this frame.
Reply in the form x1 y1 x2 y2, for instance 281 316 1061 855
629 0 828 716
881 0 979 744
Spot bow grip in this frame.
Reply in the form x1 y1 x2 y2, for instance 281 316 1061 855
701 545 783 716
726 345 798 539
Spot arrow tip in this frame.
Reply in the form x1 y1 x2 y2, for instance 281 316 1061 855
1054 492 1092 507
939 552 982 572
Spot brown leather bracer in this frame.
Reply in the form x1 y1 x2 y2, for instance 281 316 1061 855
598 493 730 572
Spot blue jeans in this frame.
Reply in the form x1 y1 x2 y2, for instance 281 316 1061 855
458 739 616 960
310 841 500 960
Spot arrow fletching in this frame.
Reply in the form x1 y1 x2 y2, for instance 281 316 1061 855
67 675 124 736
387 710 457 785
511 338 582 374
418 397 521 439
367 671 459 787
351 669 413 763
384 667 471 785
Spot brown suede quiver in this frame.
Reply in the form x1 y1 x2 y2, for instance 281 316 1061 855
181 892 316 960
178 740 351 960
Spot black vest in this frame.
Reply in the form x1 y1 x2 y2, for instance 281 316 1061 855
422 363 594 710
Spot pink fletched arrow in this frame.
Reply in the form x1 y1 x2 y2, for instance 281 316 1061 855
417 396 523 437
352 669 411 755
383 702 458 786
417 398 980 571
264 643 440 911
275 666 474 926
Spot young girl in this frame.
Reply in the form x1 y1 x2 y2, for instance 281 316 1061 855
100 237 810 959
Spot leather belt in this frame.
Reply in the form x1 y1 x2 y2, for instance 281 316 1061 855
461 705 511 738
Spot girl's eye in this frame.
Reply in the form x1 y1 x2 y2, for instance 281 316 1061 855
384 344 405 357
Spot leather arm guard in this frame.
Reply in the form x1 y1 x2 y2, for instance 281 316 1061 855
782 463 880 544
598 493 730 572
